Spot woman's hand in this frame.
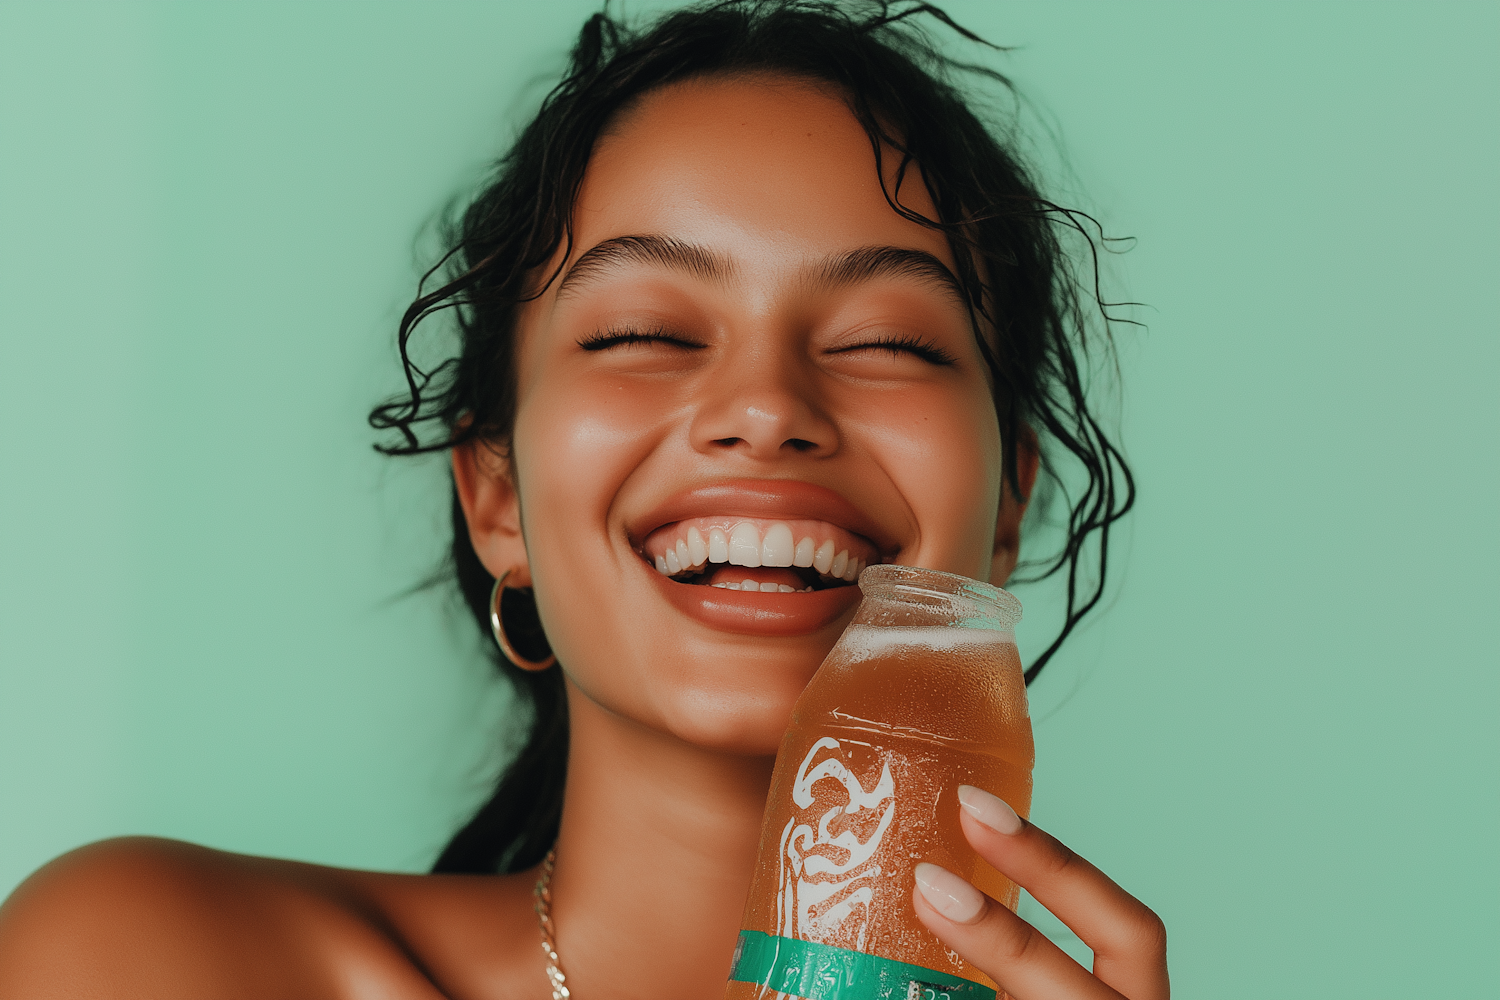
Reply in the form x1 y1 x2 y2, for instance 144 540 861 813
912 785 1169 1000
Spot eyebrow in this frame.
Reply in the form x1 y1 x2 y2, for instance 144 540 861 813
555 235 734 298
554 234 969 307
813 245 968 306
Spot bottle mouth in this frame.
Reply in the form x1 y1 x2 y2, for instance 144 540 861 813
857 564 1022 631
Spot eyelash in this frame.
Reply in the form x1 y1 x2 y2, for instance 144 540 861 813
578 327 956 366
577 327 704 351
837 333 958 366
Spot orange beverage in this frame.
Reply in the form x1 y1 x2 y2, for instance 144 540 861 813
727 565 1033 1000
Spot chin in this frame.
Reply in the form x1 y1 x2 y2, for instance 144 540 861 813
659 678 813 757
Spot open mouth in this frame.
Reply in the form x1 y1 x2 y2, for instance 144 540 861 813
640 517 878 594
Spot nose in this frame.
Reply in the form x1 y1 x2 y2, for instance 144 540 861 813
689 350 838 460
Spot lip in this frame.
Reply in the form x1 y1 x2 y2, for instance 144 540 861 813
648 567 864 636
628 478 891 636
628 478 895 553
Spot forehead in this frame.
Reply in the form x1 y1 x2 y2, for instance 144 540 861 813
571 74 955 273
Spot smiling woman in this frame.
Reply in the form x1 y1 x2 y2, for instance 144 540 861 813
0 3 1154 999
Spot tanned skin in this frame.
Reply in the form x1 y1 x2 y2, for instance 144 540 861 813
0 76 1165 1000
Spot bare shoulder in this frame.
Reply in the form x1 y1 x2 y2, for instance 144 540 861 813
0 837 544 1000
0 837 359 999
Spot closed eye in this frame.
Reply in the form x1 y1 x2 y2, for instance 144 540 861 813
577 327 706 351
829 333 957 366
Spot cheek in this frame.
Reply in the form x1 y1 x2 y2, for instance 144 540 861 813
511 374 643 599
511 374 669 579
507 369 702 721
862 385 1002 576
517 391 643 521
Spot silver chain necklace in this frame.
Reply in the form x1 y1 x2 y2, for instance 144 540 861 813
533 849 571 999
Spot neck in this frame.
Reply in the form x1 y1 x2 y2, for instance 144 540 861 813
549 680 775 1000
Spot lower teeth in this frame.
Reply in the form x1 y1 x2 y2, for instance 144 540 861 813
710 581 812 593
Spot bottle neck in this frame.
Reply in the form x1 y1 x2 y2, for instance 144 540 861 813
854 565 1022 633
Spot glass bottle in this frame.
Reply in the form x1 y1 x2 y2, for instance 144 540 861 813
727 565 1033 1000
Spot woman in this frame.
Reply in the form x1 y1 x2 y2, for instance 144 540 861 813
0 2 1162 997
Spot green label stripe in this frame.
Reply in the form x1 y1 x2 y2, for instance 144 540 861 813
729 930 996 1000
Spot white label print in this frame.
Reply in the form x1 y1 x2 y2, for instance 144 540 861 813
774 736 896 949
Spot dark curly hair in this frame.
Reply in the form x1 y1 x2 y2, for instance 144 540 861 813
370 0 1134 875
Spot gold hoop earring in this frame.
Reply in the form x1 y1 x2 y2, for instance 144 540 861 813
490 570 556 672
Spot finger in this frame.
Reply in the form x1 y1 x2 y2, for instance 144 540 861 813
955 785 1169 1000
912 864 1122 1000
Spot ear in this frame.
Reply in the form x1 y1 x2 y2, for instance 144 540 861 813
452 440 533 587
989 428 1041 587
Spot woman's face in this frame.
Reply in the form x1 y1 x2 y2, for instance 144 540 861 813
461 75 1014 755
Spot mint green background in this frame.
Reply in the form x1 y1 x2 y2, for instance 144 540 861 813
1 1 1495 994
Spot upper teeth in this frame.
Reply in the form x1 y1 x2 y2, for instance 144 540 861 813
650 520 867 582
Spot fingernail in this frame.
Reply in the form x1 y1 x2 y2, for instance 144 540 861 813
957 784 1023 835
913 862 985 924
